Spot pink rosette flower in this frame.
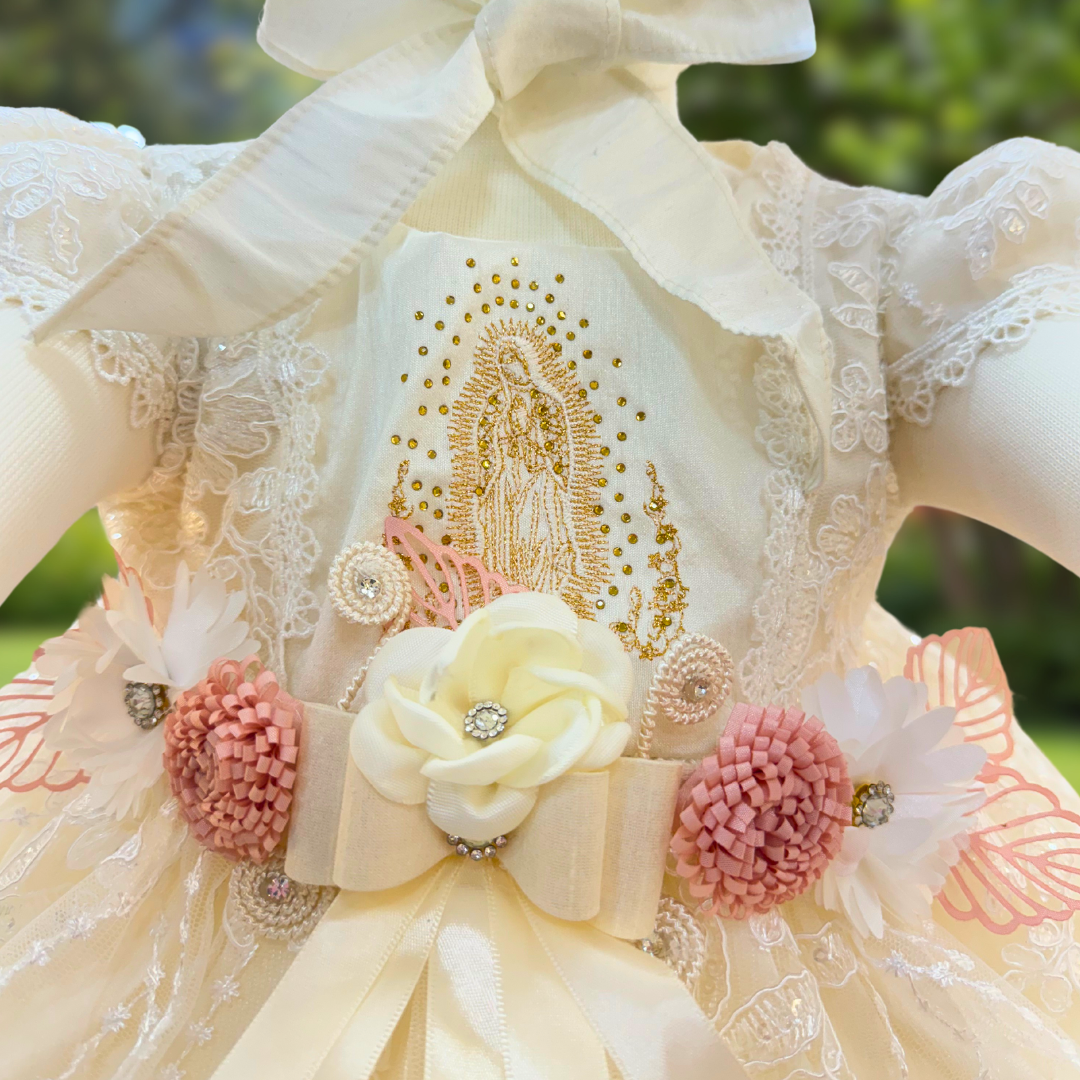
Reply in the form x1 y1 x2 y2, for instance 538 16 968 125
672 703 852 918
164 656 301 862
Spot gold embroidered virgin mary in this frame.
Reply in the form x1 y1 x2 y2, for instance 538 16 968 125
448 320 609 617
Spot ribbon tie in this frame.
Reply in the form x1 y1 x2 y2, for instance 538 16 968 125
34 0 833 485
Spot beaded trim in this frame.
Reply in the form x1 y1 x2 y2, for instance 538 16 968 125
636 633 734 757
229 854 336 944
327 541 410 629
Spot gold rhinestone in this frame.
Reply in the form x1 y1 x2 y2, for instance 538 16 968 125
427 449 437 459
595 599 605 610
567 360 577 370
544 440 554 451
446 295 455 305
511 279 520 288
411 480 422 491
617 396 626 406
583 349 593 359
400 373 408 383
593 505 603 515
598 477 608 487
617 431 627 441
418 346 428 356
622 565 632 575
554 463 563 474
628 533 638 543
441 533 452 545
408 438 418 449
615 493 624 502
473 283 482 293
390 434 401 445
466 257 476 267
526 302 535 312
608 586 619 596
439 405 448 415
557 310 566 320
537 315 546 325
578 389 588 399
433 509 444 519
545 293 554 303
593 413 602 423
580 318 589 328
474 485 484 496
621 513 631 523
510 299 519 308
481 459 491 470
616 621 628 632
419 500 428 510
649 499 660 511
495 296 504 306
600 446 610 457
511 256 519 266
492 273 501 284
488 394 499 405
438 582 449 593
418 405 427 415
661 615 672 628
547 326 556 336
616 462 626 473
613 546 623 557
442 375 450 385
465 313 473 322
529 281 539 291
452 335 460 345
443 358 452 369
566 331 576 340
555 273 565 283
433 486 443 497
482 303 491 313
435 320 444 330
612 358 622 368
600 524 610 534
415 311 424 320
636 411 646 421
590 380 600 390
424 378 433 388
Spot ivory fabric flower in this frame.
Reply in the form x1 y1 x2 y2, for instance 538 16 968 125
803 666 987 938
351 592 633 841
37 562 258 819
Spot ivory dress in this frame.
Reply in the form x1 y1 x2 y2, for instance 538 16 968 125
4 2 1080 1078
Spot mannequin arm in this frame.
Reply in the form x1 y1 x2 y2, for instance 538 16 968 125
0 308 157 604
891 318 1080 576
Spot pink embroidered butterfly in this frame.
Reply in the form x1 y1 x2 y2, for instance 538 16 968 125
908 628 1080 934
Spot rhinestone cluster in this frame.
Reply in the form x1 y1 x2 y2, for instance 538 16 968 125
229 853 337 944
852 781 895 828
464 700 508 741
328 541 411 628
447 833 508 861
123 681 170 730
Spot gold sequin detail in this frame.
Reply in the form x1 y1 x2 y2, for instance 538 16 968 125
389 460 413 518
611 463 688 660
447 319 610 618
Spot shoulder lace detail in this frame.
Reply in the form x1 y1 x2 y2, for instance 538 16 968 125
101 308 329 675
888 264 1080 425
753 142 814 293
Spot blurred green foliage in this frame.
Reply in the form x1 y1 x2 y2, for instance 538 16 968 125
1 0 1079 729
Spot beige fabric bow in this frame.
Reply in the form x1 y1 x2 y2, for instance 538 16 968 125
35 0 834 486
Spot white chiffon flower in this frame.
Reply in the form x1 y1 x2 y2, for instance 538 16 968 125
803 666 987 938
37 562 258 819
351 592 633 841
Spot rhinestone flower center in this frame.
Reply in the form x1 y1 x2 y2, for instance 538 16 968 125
124 681 170 731
261 871 293 902
852 781 895 828
357 574 381 600
464 700 508 741
681 674 711 703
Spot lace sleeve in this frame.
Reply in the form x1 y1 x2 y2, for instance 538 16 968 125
885 137 1080 425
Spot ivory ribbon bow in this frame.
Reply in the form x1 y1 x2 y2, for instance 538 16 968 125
206 701 751 1080
35 0 832 486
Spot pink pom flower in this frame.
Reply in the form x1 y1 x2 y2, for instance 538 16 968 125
671 703 851 918
164 656 301 862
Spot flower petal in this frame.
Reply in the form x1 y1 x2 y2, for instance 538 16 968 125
426 780 537 841
420 734 543 786
386 679 466 760
573 720 630 771
575 617 633 710
467 626 583 705
350 698 429 804
499 697 602 788
503 666 628 723
363 626 454 704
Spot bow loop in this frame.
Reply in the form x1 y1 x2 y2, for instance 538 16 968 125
475 0 622 100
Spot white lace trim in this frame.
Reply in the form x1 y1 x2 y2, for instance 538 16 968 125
888 263 1080 425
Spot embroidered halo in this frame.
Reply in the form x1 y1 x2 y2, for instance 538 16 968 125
672 703 851 919
164 656 301 862
328 541 410 628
